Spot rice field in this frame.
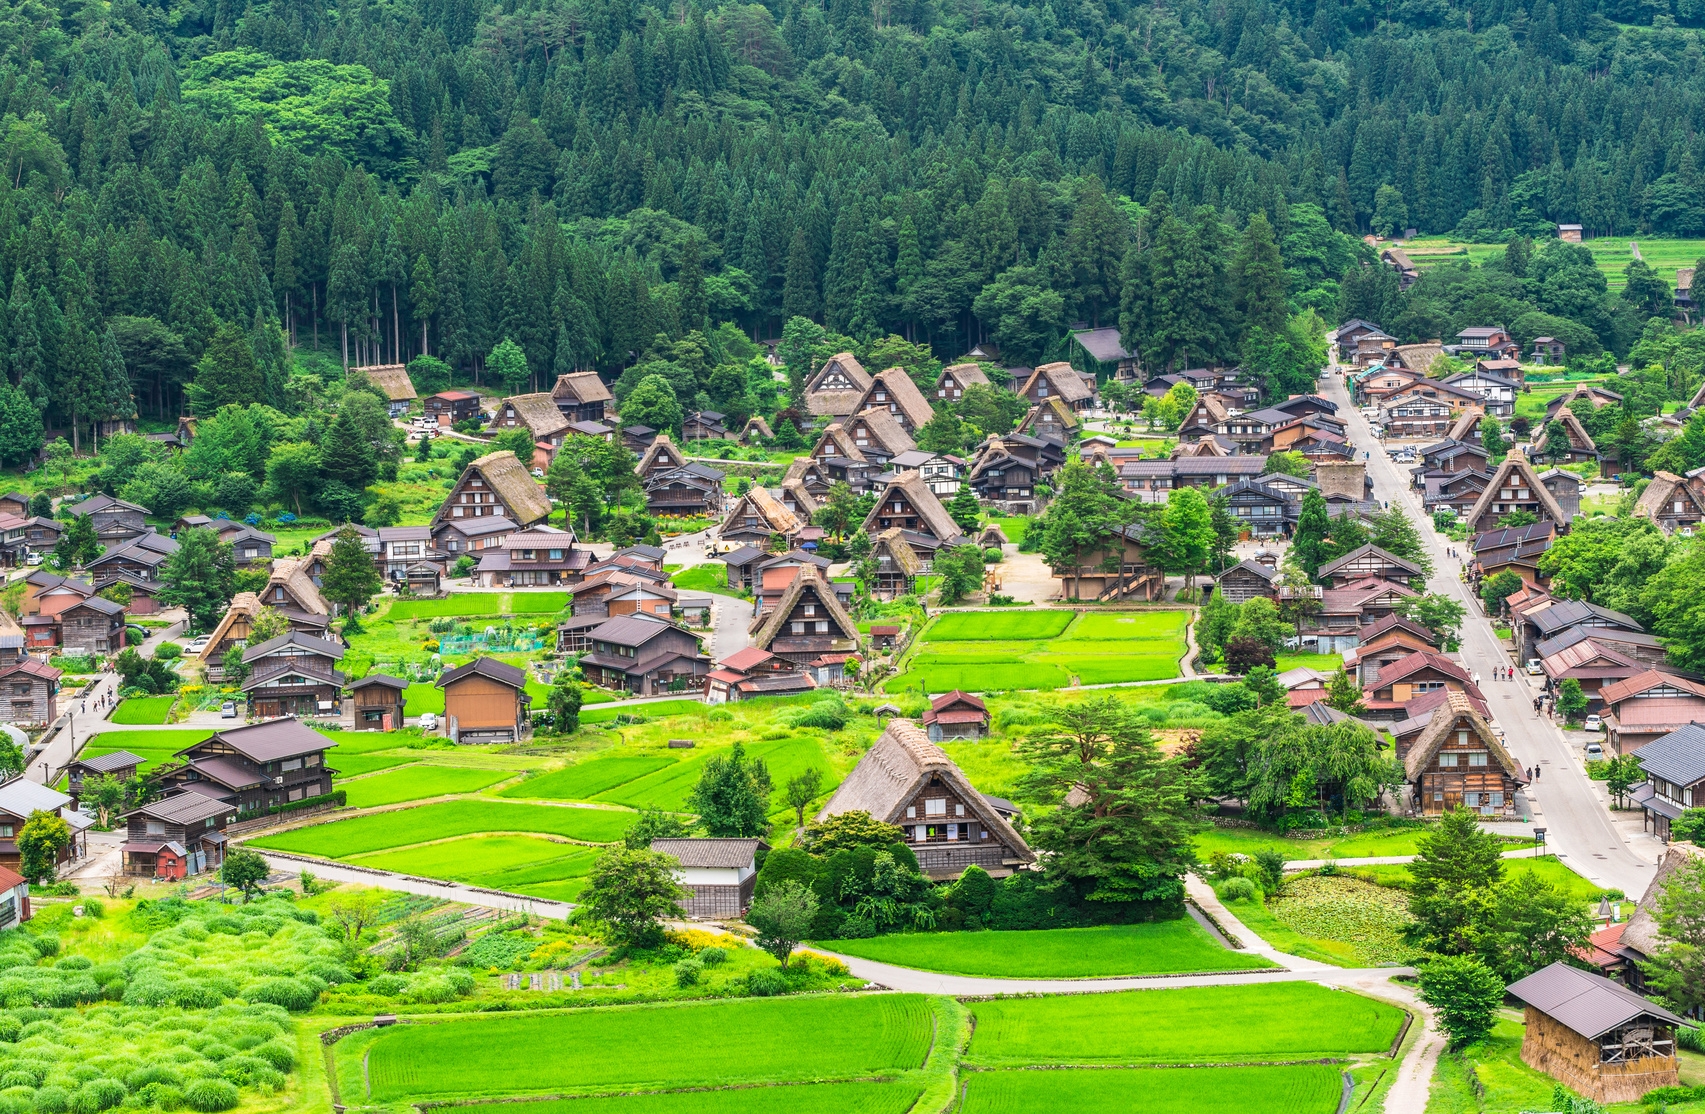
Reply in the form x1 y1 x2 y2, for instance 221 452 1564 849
1401 235 1705 290
361 995 935 1101
329 753 420 778
960 1065 1345 1114
79 729 214 772
824 921 1275 977
386 592 571 620
497 755 675 800
886 609 1190 693
352 834 599 899
110 696 175 724
451 1083 925 1114
966 983 1405 1065
500 738 832 815
247 799 634 857
338 764 513 808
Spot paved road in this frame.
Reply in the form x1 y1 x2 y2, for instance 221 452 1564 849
1323 369 1656 897
255 851 573 919
29 618 186 785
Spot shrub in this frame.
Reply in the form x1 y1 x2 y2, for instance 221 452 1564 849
33 1086 69 1113
250 1043 295 1072
125 1065 181 1092
673 958 702 987
182 1079 239 1112
697 946 729 966
240 978 319 1012
364 975 407 996
69 1079 125 1113
1218 877 1258 902
55 956 91 971
743 968 788 997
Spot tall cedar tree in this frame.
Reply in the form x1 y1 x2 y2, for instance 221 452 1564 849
157 526 237 632
54 512 100 569
321 524 383 626
1015 696 1204 907
1405 808 1505 955
1231 212 1287 341
1291 488 1332 580
948 483 982 533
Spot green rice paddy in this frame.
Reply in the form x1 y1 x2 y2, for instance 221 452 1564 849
497 755 675 800
338 764 513 808
967 983 1404 1065
109 697 175 724
362 995 935 1101
353 834 599 900
329 753 419 779
581 699 705 723
386 592 571 620
79 729 214 772
824 920 1275 977
451 1083 925 1114
248 799 633 857
499 738 830 815
886 609 1190 693
960 1065 1345 1114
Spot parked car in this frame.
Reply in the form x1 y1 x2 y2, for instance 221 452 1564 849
410 418 437 434
1585 742 1604 760
1526 659 1543 675
185 637 210 656
419 712 439 731
220 701 237 718
1584 714 1603 732
23 552 42 566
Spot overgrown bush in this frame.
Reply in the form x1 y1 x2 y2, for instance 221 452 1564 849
1218 877 1258 902
742 969 787 997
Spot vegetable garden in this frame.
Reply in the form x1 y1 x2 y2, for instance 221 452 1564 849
884 609 1191 693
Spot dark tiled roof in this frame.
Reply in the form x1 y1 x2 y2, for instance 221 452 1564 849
1508 961 1684 1039
1633 723 1705 786
194 717 336 762
650 838 765 868
437 656 528 689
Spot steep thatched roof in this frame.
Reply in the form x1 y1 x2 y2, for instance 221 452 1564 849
806 352 873 417
939 362 989 390
1403 690 1524 781
858 367 935 430
1463 449 1568 528
492 392 572 440
1622 843 1702 958
461 451 552 526
637 434 686 477
751 565 858 649
357 364 417 403
551 371 613 405
871 527 922 575
1532 406 1598 457
861 470 966 544
850 408 917 457
726 486 801 536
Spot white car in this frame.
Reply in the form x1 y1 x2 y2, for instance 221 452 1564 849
419 712 439 731
1585 742 1604 760
185 638 210 656
1583 714 1603 732
1526 659 1543 675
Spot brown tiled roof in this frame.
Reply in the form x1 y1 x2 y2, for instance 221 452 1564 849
650 838 764 868
1599 668 1705 706
437 656 528 689
196 717 335 762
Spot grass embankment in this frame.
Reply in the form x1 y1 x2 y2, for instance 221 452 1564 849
824 920 1274 977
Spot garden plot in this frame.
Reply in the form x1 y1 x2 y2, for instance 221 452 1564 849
248 799 633 858
110 696 175 724
961 1065 1344 1114
359 994 934 1101
825 920 1274 977
1228 875 1421 968
966 982 1404 1065
886 610 1190 693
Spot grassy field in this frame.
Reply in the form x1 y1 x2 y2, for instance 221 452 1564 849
79 728 214 772
966 983 1405 1065
454 1083 927 1114
886 609 1191 693
338 764 514 807
581 699 705 723
387 592 571 620
1400 234 1705 290
497 754 675 800
353 834 600 900
1195 823 1536 861
669 564 741 595
109 697 175 724
501 737 833 816
330 753 420 778
824 921 1274 977
362 995 934 1101
960 1065 1345 1114
248 799 634 857
1355 854 1619 902
1226 875 1420 968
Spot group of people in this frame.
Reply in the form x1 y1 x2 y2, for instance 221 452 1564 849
1490 665 1522 681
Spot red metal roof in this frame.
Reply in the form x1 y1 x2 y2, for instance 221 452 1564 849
718 647 774 672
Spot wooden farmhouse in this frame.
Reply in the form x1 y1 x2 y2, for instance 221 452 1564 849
1600 670 1705 756
67 494 150 546
1400 691 1527 816
935 362 989 402
868 528 921 600
432 514 520 562
579 614 711 695
843 408 917 464
683 410 728 440
1533 406 1600 464
636 435 688 480
1472 521 1556 590
1633 471 1705 534
550 372 614 424
737 416 774 443
861 471 968 565
1342 615 1441 685
0 781 89 872
198 592 333 682
1018 362 1094 412
967 436 1045 514
1463 449 1570 535
119 792 233 879
1632 724 1705 841
353 363 417 416
652 838 766 918
749 566 859 683
438 657 531 743
1015 396 1081 445
1509 962 1683 1105
58 596 127 655
720 487 801 550
477 526 591 587
817 718 1035 881
804 352 874 418
0 658 60 726
22 572 92 618
0 493 27 518
241 631 347 718
86 531 178 587
1317 544 1425 589
349 674 407 730
568 569 677 618
922 691 989 740
488 393 573 471
645 462 725 518
854 368 934 433
423 389 483 426
157 718 337 814
1215 559 1278 603
65 750 143 808
433 451 553 531
1363 650 1486 718
704 646 816 704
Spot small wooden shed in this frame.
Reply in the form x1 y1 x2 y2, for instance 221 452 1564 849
350 674 408 730
651 838 767 919
437 657 531 743
1509 962 1685 1104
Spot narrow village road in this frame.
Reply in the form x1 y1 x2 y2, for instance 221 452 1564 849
29 618 186 785
1322 369 1656 897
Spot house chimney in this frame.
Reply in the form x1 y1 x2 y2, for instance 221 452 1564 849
1314 461 1366 501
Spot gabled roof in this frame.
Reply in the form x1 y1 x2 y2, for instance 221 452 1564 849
938 362 990 389
124 790 233 826
858 368 934 430
242 630 346 664
718 646 777 672
1621 844 1703 959
68 494 147 517
1021 362 1093 404
1632 471 1705 527
192 717 336 762
862 470 967 544
1016 396 1081 438
71 750 145 774
1218 558 1278 584
551 371 613 406
349 673 407 692
492 392 573 439
587 613 695 650
817 718 1033 863
1633 722 1705 786
1526 598 1643 638
1599 668 1705 706
870 527 922 575
441 452 552 527
1357 613 1440 646
1532 406 1598 457
1463 449 1568 528
651 838 764 869
1507 961 1684 1040
1391 343 1444 373
1070 327 1134 363
850 407 919 457
1472 520 1555 551
806 352 873 417
726 486 802 536
265 557 330 616
636 434 685 476
751 566 859 650
1317 544 1424 582
437 656 529 690
358 364 417 402
1374 649 1473 690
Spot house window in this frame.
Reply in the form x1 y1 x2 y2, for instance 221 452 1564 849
954 803 965 816
906 806 916 818
1438 753 1459 768
791 622 804 634
1468 752 1488 767
146 820 165 836
924 798 947 816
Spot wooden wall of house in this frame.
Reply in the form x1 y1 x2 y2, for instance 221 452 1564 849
1522 1008 1678 1106
445 676 520 730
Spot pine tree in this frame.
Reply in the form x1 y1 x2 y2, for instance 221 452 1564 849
98 326 134 431
1231 212 1287 343
274 201 299 343
321 524 383 629
320 408 378 492
677 236 707 330
781 229 819 322
0 383 41 467
552 324 576 378
187 322 266 415
948 483 982 533
1292 488 1331 579
57 313 102 453
410 252 437 357
8 274 44 408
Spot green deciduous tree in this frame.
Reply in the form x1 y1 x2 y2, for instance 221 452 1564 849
321 524 383 627
687 741 772 838
1556 677 1589 722
17 810 69 884
934 543 986 606
746 880 819 968
157 526 237 632
581 847 691 948
1645 854 1705 1017
1418 955 1504 1049
219 849 270 901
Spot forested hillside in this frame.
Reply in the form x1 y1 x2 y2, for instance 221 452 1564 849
3 0 1705 451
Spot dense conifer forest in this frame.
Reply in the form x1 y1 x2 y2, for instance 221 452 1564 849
0 0 1703 452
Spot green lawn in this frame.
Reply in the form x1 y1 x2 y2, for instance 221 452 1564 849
581 699 704 723
669 564 742 596
926 611 1074 640
966 983 1405 1065
1194 824 1535 862
338 764 513 808
961 1065 1344 1114
983 516 1032 544
109 697 175 725
386 592 571 620
1402 234 1705 291
824 921 1274 977
1272 653 1345 673
361 995 934 1101
353 834 600 900
452 1083 925 1114
248 799 634 857
1355 854 1620 902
